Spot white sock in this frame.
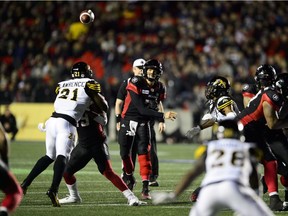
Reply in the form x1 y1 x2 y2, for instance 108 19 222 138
0 206 8 212
122 189 135 200
67 182 80 197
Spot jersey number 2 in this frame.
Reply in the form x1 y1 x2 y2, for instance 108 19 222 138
58 88 78 101
211 149 244 167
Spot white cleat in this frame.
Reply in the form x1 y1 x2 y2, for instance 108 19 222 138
128 196 147 206
59 195 82 204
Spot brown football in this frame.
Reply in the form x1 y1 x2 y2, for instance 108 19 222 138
79 10 94 24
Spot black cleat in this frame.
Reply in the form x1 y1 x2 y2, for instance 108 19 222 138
190 187 201 202
149 181 159 187
0 211 8 216
46 189 61 207
269 194 287 211
149 175 159 187
122 173 136 191
141 188 151 200
20 183 28 195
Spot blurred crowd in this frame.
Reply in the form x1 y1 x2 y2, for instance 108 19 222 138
1 1 288 118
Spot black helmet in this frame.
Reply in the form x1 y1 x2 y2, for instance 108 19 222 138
71 62 93 79
143 59 163 81
212 119 244 140
255 64 276 88
276 73 288 101
205 76 230 100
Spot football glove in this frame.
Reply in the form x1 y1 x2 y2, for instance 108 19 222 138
186 126 201 139
151 192 176 205
201 113 215 121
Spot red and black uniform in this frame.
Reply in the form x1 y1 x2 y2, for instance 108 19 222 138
63 106 128 192
118 75 165 182
0 123 22 214
0 161 22 214
236 85 288 193
117 77 166 179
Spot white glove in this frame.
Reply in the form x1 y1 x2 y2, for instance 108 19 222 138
201 113 215 121
186 126 201 139
38 122 46 132
151 192 176 205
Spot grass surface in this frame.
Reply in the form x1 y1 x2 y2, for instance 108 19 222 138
4 141 287 215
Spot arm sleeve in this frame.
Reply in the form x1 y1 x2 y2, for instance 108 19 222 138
117 81 127 100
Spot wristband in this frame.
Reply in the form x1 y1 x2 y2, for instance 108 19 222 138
116 114 121 123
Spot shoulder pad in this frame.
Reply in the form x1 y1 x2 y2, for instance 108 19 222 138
242 84 250 91
130 76 140 84
217 96 233 110
242 84 257 94
86 80 101 91
55 86 60 94
130 76 146 87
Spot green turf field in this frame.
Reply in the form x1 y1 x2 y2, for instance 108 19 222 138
5 141 287 215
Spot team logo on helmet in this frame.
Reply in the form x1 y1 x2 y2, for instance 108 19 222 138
205 76 230 100
71 62 93 79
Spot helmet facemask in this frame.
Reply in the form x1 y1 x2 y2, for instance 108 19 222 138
255 64 276 89
276 73 288 101
143 59 163 82
205 76 230 100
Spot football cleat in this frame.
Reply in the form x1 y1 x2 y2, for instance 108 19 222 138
0 211 8 216
149 180 159 187
21 183 28 195
128 196 147 206
141 188 151 200
269 194 287 211
59 195 82 204
190 187 201 202
149 175 159 187
122 173 136 191
46 190 61 207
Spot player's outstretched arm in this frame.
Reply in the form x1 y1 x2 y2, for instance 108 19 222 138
186 113 215 139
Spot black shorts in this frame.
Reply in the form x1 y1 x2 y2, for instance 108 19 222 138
244 124 276 161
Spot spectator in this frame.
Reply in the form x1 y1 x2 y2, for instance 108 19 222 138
0 105 18 141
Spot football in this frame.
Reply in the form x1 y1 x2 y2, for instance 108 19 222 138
79 9 95 24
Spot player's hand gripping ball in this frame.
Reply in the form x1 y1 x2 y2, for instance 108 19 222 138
79 9 95 24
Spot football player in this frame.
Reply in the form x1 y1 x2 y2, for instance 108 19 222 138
117 59 176 199
58 101 146 206
236 65 288 211
0 122 23 216
186 76 239 139
152 120 274 216
20 62 107 207
185 76 239 202
115 58 166 189
115 58 145 190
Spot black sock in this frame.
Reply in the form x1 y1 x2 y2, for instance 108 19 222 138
50 155 66 192
22 155 54 187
